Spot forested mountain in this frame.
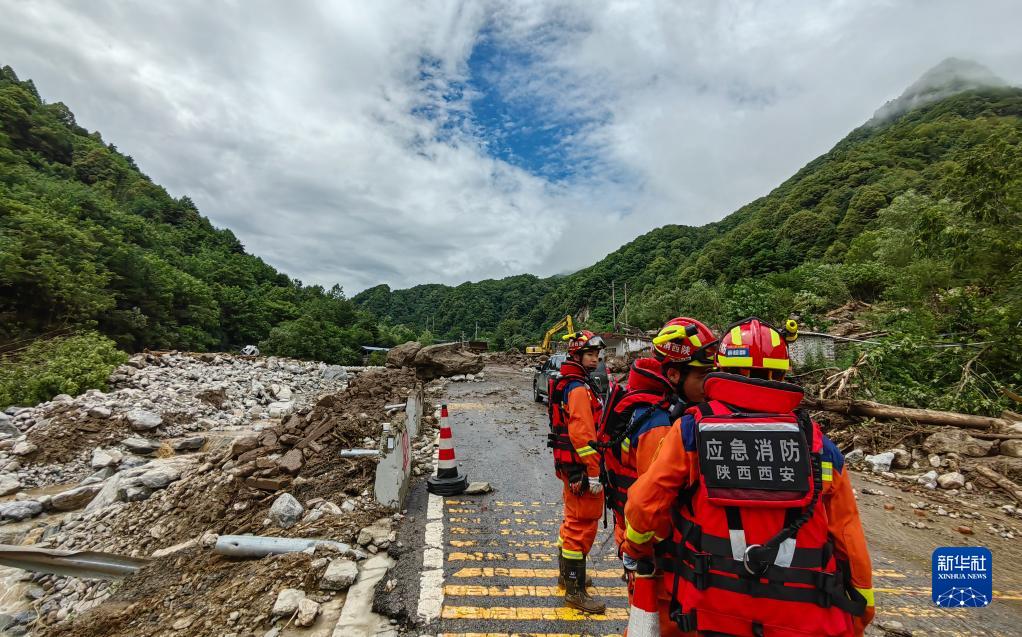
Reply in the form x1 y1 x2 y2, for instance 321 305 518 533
0 65 405 365
357 60 1022 414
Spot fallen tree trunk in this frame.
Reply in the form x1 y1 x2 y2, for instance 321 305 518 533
800 398 1013 430
971 432 1022 441
972 465 1022 504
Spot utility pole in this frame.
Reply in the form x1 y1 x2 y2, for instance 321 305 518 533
612 281 617 331
623 282 628 328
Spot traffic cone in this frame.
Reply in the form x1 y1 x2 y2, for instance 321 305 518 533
626 563 661 637
427 403 468 495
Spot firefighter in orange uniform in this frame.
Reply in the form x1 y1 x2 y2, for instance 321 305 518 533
622 318 875 636
600 318 718 635
547 329 608 613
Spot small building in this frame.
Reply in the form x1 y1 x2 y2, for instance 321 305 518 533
360 345 391 365
598 332 652 359
787 331 837 368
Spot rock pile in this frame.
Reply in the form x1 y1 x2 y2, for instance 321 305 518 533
385 341 484 380
0 352 352 508
0 353 437 636
844 426 1022 498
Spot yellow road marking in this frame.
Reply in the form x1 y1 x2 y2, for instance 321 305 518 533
449 528 551 536
448 552 554 562
450 517 557 526
876 586 1022 601
449 539 559 549
445 585 627 597
448 402 487 410
442 606 629 621
453 567 623 579
448 552 619 563
442 634 623 637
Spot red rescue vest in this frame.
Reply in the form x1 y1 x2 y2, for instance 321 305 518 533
666 373 866 637
599 358 675 520
546 360 603 474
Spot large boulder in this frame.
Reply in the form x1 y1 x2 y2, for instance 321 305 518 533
126 409 162 431
411 343 484 380
1000 439 1022 458
269 493 304 529
386 341 422 368
0 474 20 496
0 500 42 521
50 485 103 512
923 429 993 458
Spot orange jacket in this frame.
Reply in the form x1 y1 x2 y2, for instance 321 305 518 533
565 384 602 477
624 418 874 630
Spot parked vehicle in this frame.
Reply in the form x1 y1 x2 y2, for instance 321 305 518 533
533 353 608 402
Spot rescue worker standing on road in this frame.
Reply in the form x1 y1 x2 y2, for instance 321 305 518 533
602 318 718 634
547 329 608 613
622 317 875 636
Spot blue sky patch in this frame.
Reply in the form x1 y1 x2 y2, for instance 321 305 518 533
415 28 611 183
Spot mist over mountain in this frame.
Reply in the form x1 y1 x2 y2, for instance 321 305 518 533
871 58 1007 123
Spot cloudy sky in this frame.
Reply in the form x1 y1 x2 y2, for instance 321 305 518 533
2 1 1021 293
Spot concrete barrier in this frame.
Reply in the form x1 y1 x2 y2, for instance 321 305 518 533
373 384 424 508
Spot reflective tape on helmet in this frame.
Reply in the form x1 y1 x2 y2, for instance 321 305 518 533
716 354 753 368
770 329 781 347
575 445 597 458
690 334 702 348
730 326 743 345
763 357 791 370
626 521 656 545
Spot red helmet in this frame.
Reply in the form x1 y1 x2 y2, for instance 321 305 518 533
716 317 797 377
652 317 717 367
565 330 606 356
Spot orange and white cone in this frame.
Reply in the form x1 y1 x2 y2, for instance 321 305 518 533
427 403 468 495
626 562 661 637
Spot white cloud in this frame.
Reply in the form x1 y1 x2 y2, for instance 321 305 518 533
1 0 1020 292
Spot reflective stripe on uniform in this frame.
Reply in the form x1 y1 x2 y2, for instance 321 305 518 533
621 438 631 453
857 587 875 607
626 521 655 545
575 445 597 458
561 546 584 559
822 461 834 482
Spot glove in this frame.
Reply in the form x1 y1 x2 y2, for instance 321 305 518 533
622 552 639 572
588 476 603 495
567 467 588 496
623 553 655 578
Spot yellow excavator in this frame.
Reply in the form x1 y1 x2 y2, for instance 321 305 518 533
526 315 575 355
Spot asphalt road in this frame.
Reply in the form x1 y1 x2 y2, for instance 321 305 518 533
405 364 1021 636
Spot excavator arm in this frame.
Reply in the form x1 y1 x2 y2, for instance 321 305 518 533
526 315 575 355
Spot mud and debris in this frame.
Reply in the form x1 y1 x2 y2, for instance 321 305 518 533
0 351 444 636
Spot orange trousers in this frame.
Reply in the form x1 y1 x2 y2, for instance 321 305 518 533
557 478 604 558
622 561 691 637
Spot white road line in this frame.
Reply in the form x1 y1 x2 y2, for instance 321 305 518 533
417 420 445 624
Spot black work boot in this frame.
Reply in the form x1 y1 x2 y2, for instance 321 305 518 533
557 553 593 588
562 557 606 614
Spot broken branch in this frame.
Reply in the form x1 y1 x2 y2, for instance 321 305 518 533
971 465 1022 504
